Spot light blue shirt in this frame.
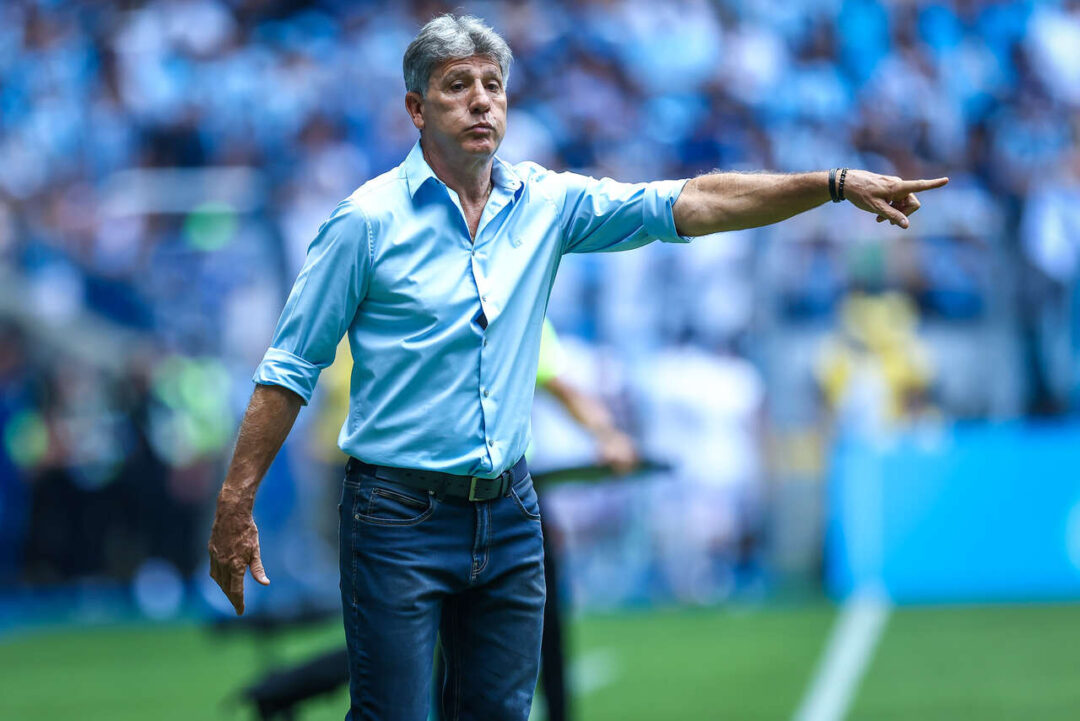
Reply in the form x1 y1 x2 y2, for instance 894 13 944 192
254 141 689 477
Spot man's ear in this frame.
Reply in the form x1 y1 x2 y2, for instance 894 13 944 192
405 92 424 131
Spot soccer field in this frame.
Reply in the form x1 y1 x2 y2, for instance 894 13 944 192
2 603 1078 720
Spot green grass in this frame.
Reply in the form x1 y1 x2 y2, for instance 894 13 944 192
0 621 352 721
2 603 1079 720
850 605 1080 721
571 606 834 721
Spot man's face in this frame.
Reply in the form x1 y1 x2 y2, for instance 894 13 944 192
407 55 507 159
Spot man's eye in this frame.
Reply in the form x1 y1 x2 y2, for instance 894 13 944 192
487 83 501 92
450 82 465 91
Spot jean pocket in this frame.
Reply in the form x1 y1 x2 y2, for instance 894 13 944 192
357 485 436 526
509 474 541 521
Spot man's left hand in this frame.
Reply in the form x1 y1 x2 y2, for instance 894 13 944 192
208 494 270 616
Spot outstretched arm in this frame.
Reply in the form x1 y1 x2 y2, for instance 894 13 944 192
672 169 949 236
208 383 302 615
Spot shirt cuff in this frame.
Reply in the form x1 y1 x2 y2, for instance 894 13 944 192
252 347 321 405
643 178 692 244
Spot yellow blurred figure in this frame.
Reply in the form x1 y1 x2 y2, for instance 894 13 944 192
816 291 936 424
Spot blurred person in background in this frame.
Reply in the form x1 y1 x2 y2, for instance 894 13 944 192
205 11 948 721
435 318 637 721
0 321 36 586
531 320 637 721
816 291 937 434
535 320 639 478
1020 148 1080 413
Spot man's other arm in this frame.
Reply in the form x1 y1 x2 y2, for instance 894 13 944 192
208 383 302 615
207 198 369 614
672 170 949 236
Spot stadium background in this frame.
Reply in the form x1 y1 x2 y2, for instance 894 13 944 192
2 0 1080 719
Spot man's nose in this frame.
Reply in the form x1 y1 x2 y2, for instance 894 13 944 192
469 83 491 113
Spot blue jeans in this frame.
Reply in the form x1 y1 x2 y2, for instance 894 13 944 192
338 466 546 721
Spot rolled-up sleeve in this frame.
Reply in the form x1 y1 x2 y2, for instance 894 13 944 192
558 172 691 254
253 199 371 404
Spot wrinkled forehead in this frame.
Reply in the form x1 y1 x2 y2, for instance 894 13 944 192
429 54 504 83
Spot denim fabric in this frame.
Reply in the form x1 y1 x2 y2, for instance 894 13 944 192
339 466 546 721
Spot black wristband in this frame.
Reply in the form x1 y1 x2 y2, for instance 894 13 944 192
828 168 839 203
837 167 848 202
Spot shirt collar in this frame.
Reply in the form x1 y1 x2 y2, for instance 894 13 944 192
404 140 523 199
403 141 438 197
491 155 524 199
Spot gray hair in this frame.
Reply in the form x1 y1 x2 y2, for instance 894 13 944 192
403 14 513 96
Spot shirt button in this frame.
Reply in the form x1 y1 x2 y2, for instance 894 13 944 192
481 295 488 302
483 389 490 397
482 338 488 347
487 438 495 447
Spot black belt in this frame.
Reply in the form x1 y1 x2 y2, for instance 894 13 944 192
345 456 528 502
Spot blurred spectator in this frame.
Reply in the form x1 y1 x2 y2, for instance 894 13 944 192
0 322 37 585
1021 149 1080 412
816 291 936 433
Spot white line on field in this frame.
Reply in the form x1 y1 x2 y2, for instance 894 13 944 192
791 596 890 721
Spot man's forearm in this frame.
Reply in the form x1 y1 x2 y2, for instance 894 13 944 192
219 383 303 508
672 169 950 235
673 171 830 236
209 382 300 614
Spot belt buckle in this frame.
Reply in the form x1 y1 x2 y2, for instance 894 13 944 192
468 477 482 502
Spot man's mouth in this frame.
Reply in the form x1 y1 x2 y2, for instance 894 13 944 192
468 124 494 133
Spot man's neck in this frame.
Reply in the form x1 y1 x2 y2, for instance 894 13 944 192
420 138 494 207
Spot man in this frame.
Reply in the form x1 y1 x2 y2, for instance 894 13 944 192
208 13 947 721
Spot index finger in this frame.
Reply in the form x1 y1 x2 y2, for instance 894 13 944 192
228 571 245 615
210 561 245 615
898 177 949 194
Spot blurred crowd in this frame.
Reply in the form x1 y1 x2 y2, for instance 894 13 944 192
1 0 1079 598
